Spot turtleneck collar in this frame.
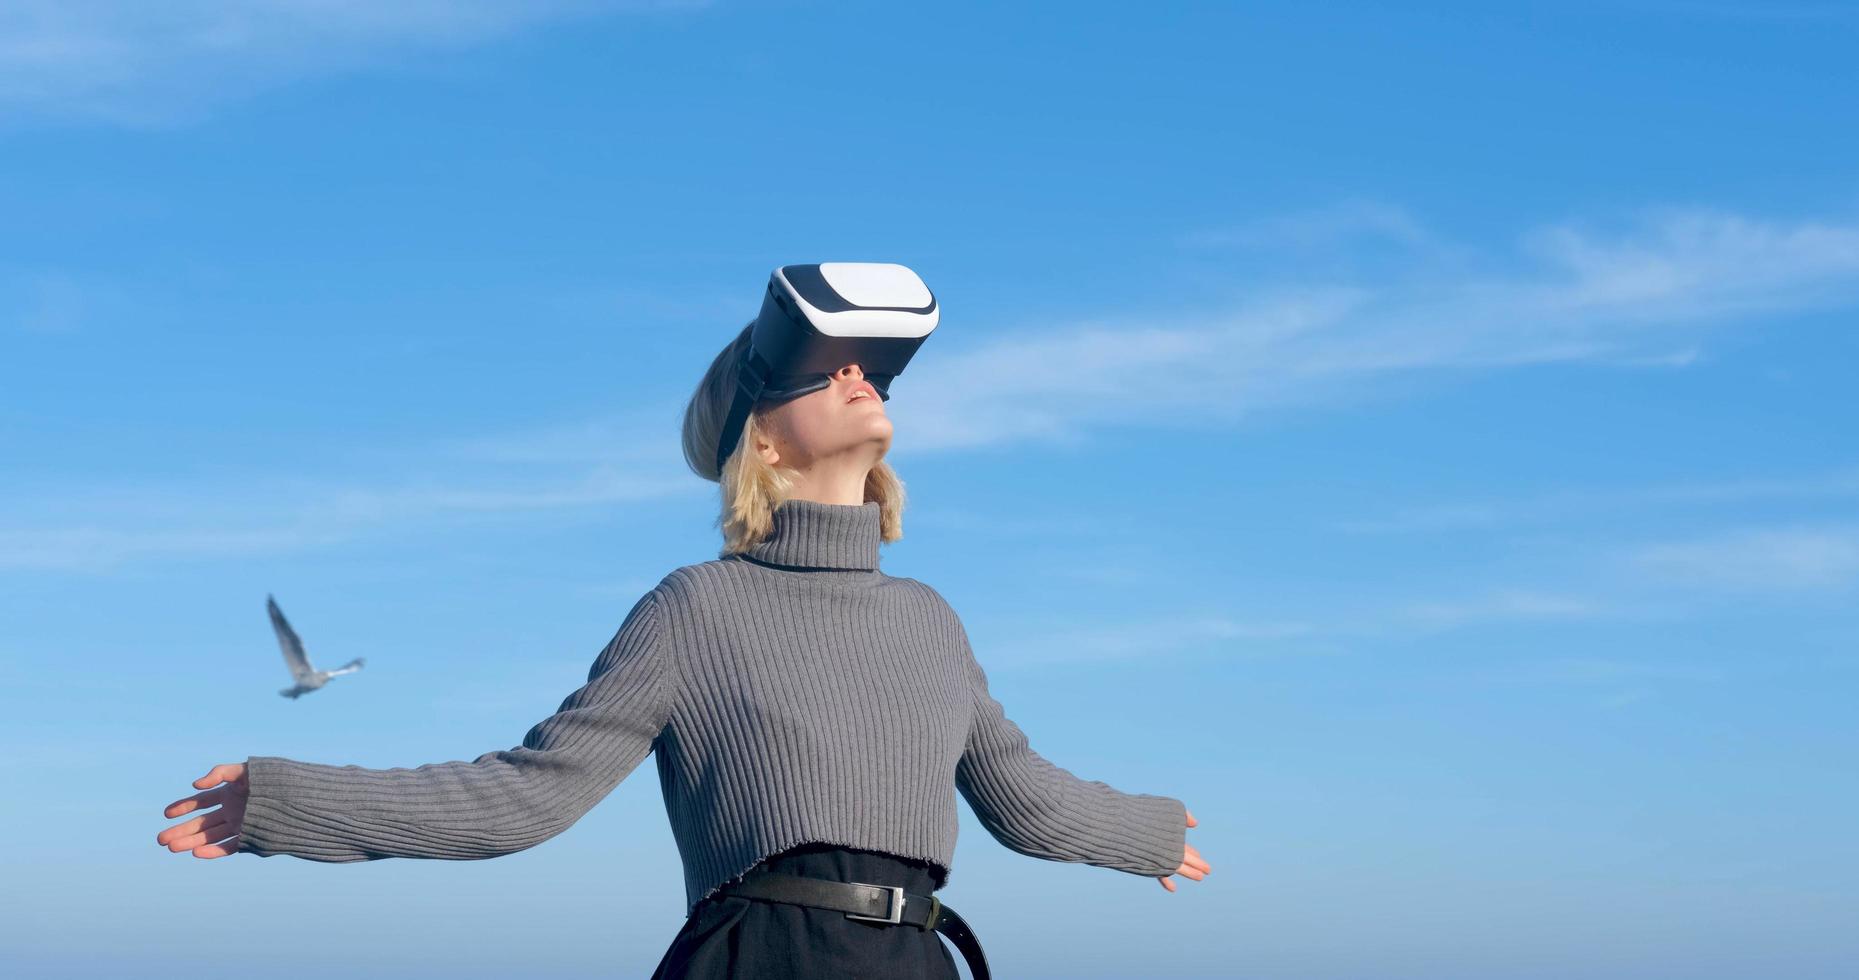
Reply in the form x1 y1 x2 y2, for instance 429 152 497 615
736 498 883 571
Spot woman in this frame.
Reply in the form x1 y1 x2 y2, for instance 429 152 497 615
156 320 1213 977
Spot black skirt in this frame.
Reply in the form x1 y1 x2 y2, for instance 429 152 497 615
650 843 963 980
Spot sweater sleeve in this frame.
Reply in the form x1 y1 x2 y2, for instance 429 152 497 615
951 613 1188 878
236 586 673 862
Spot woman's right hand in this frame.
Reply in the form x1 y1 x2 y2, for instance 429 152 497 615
157 763 249 859
1159 807 1211 892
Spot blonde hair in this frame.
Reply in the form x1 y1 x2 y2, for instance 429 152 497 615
682 321 906 556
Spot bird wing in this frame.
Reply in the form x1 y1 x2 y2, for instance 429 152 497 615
267 595 316 680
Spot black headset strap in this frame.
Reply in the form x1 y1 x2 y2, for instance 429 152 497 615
715 348 899 473
715 347 770 474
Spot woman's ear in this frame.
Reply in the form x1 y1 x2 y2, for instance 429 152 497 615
753 422 781 466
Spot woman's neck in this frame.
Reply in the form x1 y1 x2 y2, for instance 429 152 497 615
779 459 874 506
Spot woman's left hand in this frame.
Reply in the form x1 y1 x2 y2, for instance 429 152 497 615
1158 807 1210 892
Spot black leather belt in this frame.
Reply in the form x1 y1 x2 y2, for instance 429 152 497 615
711 871 991 980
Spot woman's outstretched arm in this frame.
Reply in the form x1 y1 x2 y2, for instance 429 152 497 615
948 608 1196 882
159 585 674 863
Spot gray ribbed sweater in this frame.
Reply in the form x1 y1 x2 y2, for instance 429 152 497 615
237 498 1188 913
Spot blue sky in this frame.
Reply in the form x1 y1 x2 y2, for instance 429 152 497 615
4 2 1857 978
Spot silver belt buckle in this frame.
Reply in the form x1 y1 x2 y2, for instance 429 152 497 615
844 883 905 924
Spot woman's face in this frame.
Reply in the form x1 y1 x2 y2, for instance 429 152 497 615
752 362 892 469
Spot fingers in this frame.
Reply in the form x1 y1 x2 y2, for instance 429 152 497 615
156 766 246 859
1178 807 1211 876
166 764 240 815
156 812 210 847
162 813 234 854
1159 850 1216 890
194 833 242 859
190 836 239 859
192 763 242 790
163 785 228 820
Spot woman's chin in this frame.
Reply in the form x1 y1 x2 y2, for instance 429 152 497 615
861 424 894 460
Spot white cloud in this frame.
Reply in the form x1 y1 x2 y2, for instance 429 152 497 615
3 271 88 334
1519 208 1859 320
432 404 682 466
1182 200 1431 251
0 0 707 125
979 585 1621 668
1395 589 1608 629
0 524 341 571
0 410 699 572
987 613 1319 669
1335 465 1859 534
1629 525 1859 591
1516 656 1726 685
1 268 143 335
889 208 1859 454
0 471 698 572
13 204 1859 575
1483 655 1727 711
1625 2 1859 23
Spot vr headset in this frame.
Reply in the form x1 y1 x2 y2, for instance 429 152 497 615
715 262 939 473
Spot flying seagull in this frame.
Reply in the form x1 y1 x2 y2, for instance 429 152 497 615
267 594 365 700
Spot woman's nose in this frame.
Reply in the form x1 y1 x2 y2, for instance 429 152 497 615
836 363 864 380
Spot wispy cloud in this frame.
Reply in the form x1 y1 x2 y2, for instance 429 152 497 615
431 405 683 466
1181 200 1431 251
0 410 698 572
1628 524 1859 591
890 208 1859 454
571 573 668 601
981 585 1619 668
986 612 1320 668
0 0 707 125
1394 589 1609 629
14 204 1859 575
424 656 598 716
0 471 696 572
1625 1 1859 23
1335 465 1859 534
2 269 123 334
1482 655 1727 711
1512 656 1727 685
